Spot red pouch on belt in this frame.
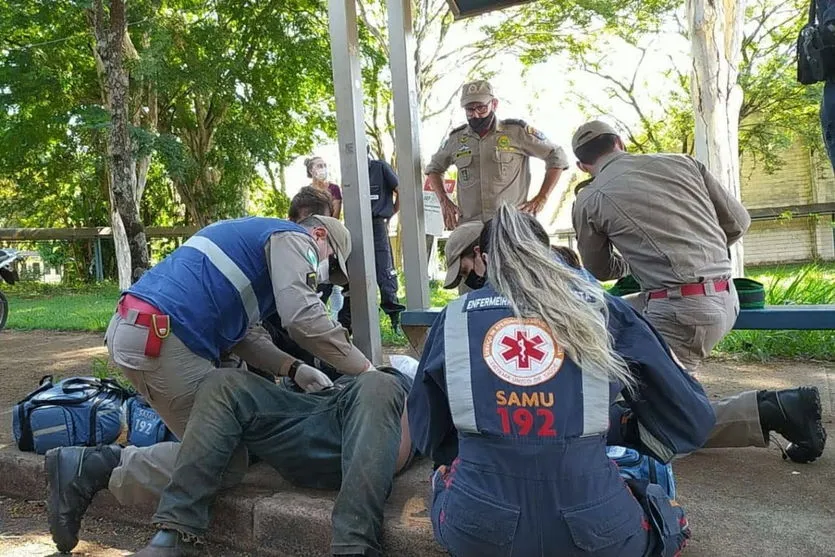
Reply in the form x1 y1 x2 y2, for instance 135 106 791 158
146 314 170 357
117 295 171 357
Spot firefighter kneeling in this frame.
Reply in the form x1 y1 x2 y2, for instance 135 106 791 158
408 205 716 557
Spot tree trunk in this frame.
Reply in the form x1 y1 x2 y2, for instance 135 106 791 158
91 0 149 286
278 162 287 194
688 0 746 276
109 190 133 288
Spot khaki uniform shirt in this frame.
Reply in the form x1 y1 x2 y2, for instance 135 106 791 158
426 119 569 223
235 231 370 375
572 152 750 291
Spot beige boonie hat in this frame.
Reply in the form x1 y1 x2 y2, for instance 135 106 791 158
571 120 619 153
443 221 484 289
308 215 351 286
460 80 495 107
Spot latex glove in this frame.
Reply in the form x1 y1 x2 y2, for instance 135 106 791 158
294 364 334 393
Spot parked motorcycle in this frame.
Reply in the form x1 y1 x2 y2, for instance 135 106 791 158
0 248 24 332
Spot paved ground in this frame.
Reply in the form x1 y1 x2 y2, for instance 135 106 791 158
0 330 833 556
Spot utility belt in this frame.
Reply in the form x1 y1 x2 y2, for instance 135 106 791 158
117 294 171 357
646 279 729 301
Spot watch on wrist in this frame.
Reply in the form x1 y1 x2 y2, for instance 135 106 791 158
288 360 304 380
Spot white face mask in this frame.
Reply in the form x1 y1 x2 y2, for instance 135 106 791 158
317 259 330 284
313 167 328 181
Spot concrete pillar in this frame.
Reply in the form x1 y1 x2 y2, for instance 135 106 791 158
327 0 382 363
388 0 430 309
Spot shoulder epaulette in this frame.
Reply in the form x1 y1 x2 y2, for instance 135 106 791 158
449 123 467 135
502 118 528 127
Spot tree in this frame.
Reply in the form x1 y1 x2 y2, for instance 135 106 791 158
0 0 115 280
89 0 151 287
148 0 336 225
1 0 337 248
499 0 818 165
687 0 747 274
357 0 505 162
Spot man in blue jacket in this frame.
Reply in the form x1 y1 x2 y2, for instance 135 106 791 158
46 216 406 557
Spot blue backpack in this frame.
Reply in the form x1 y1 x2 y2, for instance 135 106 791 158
13 376 126 455
125 395 178 447
607 445 676 499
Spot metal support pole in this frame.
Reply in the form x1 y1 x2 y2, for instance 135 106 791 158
328 0 382 364
94 238 104 282
388 0 430 309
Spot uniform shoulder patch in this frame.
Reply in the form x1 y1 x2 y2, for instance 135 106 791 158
525 124 547 140
306 271 318 291
502 118 528 127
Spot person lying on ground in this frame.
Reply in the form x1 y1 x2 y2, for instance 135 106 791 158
45 214 373 554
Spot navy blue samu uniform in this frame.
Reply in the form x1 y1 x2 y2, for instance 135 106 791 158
408 288 716 557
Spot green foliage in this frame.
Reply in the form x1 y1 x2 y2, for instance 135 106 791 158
736 0 824 170
485 0 820 167
717 264 835 360
35 242 69 269
0 0 338 236
91 356 132 390
479 0 680 66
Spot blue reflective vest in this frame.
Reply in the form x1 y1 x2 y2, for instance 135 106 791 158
408 287 715 557
129 217 308 362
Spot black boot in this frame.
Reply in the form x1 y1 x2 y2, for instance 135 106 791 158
45 445 121 553
131 530 201 556
758 387 827 463
383 302 405 335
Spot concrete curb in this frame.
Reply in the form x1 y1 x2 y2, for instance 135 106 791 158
0 447 444 556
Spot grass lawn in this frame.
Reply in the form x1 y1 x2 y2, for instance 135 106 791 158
4 283 120 332
2 263 833 359
1 279 459 347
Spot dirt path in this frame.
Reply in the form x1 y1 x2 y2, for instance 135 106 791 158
1 330 833 556
0 495 250 556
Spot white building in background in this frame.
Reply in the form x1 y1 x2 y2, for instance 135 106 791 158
8 251 63 283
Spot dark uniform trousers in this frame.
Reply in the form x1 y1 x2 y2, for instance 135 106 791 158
409 291 711 557
337 219 404 333
372 218 401 311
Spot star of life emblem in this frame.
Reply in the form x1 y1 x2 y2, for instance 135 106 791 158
482 318 564 386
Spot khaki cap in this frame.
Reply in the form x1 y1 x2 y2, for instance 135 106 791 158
443 221 484 289
308 215 351 286
460 80 495 107
571 120 619 152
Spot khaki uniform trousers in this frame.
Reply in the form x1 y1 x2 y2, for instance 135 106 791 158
104 312 248 508
625 282 766 448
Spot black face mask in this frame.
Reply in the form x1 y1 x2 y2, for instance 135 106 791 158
464 270 487 290
467 112 496 135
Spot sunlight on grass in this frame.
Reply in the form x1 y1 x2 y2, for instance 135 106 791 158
3 264 833 360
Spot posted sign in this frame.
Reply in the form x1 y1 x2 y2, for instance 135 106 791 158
423 178 456 236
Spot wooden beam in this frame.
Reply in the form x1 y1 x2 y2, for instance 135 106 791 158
0 226 199 241
746 202 835 220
